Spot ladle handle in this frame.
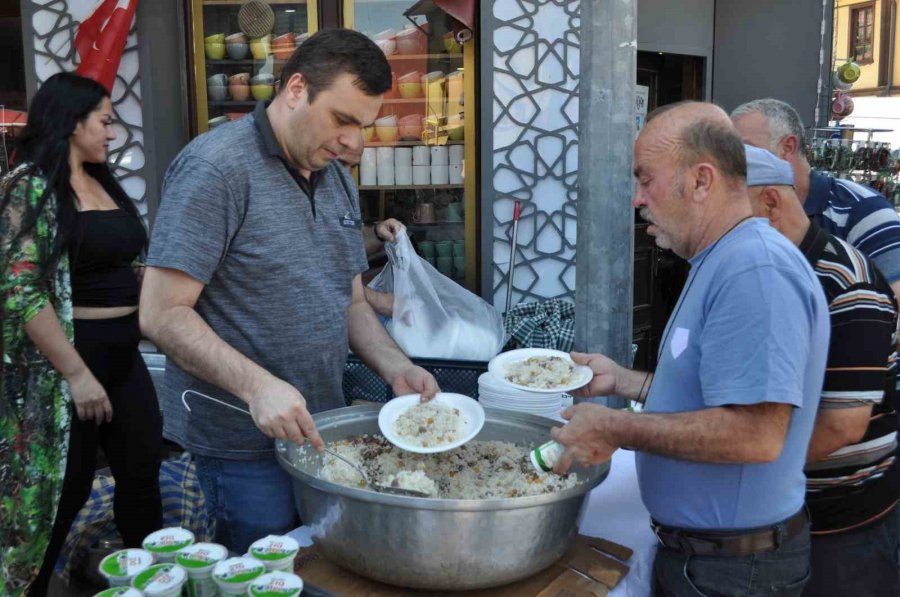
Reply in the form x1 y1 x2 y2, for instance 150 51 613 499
180 389 369 482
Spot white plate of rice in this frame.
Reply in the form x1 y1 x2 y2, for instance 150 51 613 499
488 348 593 394
379 393 485 454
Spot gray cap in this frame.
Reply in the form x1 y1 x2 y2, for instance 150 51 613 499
745 144 795 187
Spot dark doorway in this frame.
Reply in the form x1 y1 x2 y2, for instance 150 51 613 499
0 0 26 174
632 51 705 372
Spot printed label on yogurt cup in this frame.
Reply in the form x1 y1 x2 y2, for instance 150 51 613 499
248 571 304 596
176 542 228 569
132 563 187 595
212 557 266 584
142 527 195 554
99 549 153 580
249 535 300 562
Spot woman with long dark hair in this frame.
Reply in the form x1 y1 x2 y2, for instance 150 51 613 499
0 72 162 595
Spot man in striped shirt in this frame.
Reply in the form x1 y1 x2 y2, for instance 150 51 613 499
732 99 900 302
745 145 899 595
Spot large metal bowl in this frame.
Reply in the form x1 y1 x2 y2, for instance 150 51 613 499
276 404 609 590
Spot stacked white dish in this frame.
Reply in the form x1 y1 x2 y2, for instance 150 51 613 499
478 372 570 422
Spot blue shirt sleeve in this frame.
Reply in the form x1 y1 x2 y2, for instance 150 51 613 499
699 264 821 409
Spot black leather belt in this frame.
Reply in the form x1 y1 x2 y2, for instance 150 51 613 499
651 509 808 557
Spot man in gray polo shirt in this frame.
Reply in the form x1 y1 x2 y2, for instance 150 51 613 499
140 29 438 552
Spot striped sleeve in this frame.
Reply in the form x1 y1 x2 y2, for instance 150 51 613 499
836 180 900 281
818 240 897 408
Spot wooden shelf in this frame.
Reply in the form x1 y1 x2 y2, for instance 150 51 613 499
358 184 463 191
387 53 463 61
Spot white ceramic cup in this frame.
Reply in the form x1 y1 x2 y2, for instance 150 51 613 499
375 147 394 166
361 147 377 167
394 147 413 169
430 146 449 165
377 165 395 186
449 163 463 184
449 145 464 164
360 162 377 186
395 165 413 185
412 145 430 165
430 163 449 185
413 165 430 185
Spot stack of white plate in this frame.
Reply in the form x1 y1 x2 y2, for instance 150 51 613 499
478 373 570 422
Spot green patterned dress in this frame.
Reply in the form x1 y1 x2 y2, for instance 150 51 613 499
0 165 73 595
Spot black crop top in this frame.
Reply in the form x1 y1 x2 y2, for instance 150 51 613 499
69 209 146 307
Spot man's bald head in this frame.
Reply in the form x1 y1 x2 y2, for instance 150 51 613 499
642 101 747 188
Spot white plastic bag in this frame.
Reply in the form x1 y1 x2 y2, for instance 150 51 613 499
369 232 505 361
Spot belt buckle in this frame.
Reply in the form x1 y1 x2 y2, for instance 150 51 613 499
652 523 664 546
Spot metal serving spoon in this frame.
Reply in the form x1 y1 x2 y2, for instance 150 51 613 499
180 390 432 498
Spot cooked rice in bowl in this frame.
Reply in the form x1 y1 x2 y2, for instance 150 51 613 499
393 401 462 448
505 356 577 389
319 435 579 499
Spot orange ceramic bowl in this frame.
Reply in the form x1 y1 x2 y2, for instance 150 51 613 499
398 116 423 140
272 43 295 61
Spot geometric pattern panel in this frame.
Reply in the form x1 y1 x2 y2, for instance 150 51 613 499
29 0 147 218
490 0 580 308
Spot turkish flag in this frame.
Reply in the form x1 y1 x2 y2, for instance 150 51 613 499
75 0 139 94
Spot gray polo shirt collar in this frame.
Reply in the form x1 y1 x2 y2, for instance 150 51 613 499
253 101 321 218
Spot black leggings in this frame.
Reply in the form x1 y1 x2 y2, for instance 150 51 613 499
30 312 162 596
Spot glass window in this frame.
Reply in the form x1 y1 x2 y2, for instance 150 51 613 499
850 4 875 64
347 0 472 288
196 0 313 131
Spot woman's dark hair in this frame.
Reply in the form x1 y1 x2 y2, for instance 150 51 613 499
1 72 141 279
279 28 392 102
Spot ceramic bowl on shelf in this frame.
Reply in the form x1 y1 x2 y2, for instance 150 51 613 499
250 35 272 60
361 126 375 143
228 83 250 101
446 118 465 141
205 33 225 43
395 27 426 55
229 72 250 85
375 38 396 56
226 32 248 43
227 42 249 60
251 83 275 101
398 114 424 140
398 71 423 98
207 85 228 102
272 32 296 60
205 42 226 60
375 125 399 143
207 73 228 87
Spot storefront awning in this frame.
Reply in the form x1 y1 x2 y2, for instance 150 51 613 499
404 0 474 43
